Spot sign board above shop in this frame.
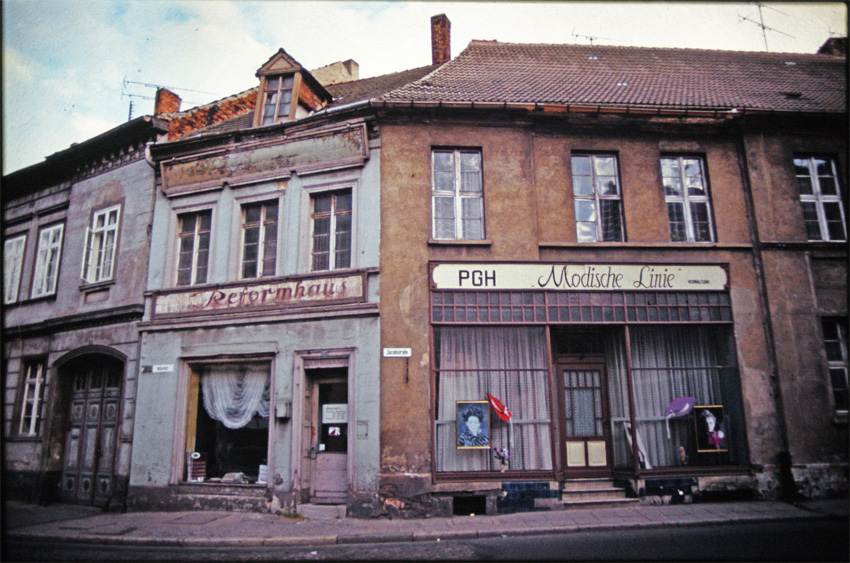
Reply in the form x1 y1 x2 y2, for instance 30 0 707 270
153 272 365 317
159 121 369 196
432 263 728 292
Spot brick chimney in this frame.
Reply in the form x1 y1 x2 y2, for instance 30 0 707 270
431 14 451 65
154 88 182 114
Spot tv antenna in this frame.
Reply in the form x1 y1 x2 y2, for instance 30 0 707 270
121 77 218 120
738 2 794 52
572 28 610 46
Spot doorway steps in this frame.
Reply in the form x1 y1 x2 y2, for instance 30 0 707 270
536 478 638 510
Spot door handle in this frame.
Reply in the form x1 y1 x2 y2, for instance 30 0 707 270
308 444 318 459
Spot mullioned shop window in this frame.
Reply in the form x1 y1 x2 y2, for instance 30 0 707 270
432 291 732 325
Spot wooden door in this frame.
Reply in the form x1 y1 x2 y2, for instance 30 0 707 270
60 357 122 507
304 369 348 504
558 359 612 477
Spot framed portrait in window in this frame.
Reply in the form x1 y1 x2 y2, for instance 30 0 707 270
457 400 490 449
695 405 727 452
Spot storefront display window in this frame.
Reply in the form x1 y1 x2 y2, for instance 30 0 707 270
185 362 270 483
434 326 552 473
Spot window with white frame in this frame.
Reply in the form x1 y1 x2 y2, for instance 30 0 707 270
794 156 846 242
81 204 121 284
176 210 212 286
4 234 26 304
260 75 295 126
432 149 484 240
311 190 351 271
241 200 279 279
823 317 848 414
571 154 624 242
16 359 47 437
31 223 64 298
660 156 714 242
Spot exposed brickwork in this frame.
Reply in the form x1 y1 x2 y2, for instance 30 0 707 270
154 88 182 114
298 80 327 112
431 14 451 65
167 89 257 140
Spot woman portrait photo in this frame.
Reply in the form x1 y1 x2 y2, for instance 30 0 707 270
457 401 490 449
695 406 727 452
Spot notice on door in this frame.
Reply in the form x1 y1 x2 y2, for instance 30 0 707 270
322 404 348 424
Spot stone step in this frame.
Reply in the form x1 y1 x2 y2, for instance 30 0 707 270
296 503 346 519
561 488 629 502
560 478 617 492
535 496 640 510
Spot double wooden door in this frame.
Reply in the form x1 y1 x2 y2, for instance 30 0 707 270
60 357 122 506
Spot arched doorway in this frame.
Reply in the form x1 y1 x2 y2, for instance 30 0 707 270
57 353 124 506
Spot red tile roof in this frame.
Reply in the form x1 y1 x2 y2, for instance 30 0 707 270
382 41 846 113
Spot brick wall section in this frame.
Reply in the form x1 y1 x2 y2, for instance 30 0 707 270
431 14 451 65
298 81 327 112
154 88 182 114
167 89 257 140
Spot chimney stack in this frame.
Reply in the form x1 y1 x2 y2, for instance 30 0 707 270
431 14 451 65
154 88 182 114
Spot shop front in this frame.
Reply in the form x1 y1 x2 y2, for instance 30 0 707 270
430 262 750 509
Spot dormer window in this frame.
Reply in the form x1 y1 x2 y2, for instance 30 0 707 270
261 74 295 125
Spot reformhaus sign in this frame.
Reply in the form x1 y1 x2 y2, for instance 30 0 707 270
153 272 364 317
431 263 728 292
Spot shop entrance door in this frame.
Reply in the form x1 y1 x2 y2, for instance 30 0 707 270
60 356 123 507
558 358 612 477
303 368 348 504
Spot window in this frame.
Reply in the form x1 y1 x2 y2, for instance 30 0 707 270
176 210 211 286
794 156 846 242
660 157 714 242
81 204 121 284
185 362 270 482
311 190 351 271
4 234 26 304
432 150 484 240
31 223 64 298
260 75 295 126
571 154 624 242
16 359 47 437
823 317 848 414
434 326 552 472
241 200 278 279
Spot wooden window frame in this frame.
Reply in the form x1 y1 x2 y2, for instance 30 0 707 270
660 156 715 243
81 204 122 284
31 222 64 298
4 233 26 304
794 156 847 242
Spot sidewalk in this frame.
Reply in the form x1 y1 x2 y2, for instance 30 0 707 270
3 498 848 548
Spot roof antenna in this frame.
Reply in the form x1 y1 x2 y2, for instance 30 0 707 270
121 76 215 120
571 28 609 46
737 2 794 52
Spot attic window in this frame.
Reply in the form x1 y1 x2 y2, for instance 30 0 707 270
780 92 803 100
261 74 295 125
587 55 598 60
616 81 628 87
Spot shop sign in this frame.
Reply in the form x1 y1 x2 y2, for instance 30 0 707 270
153 273 363 316
432 263 727 291
383 348 412 358
160 122 369 195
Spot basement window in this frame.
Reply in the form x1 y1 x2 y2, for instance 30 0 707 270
261 74 295 125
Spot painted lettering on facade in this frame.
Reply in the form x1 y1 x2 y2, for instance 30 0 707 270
432 263 727 292
153 273 363 316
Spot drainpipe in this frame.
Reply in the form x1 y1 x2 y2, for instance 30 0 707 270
731 115 797 501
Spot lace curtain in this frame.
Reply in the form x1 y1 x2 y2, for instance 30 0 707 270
435 326 552 472
201 363 270 429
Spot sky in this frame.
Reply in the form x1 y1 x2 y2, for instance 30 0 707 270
2 1 846 175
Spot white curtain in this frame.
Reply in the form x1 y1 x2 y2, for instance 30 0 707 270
435 326 552 472
201 363 270 430
629 326 724 468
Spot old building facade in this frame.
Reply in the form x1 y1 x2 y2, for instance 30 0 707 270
373 38 847 515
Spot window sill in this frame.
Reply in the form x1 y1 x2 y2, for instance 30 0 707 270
80 279 116 292
5 435 43 442
539 241 752 250
428 239 492 247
